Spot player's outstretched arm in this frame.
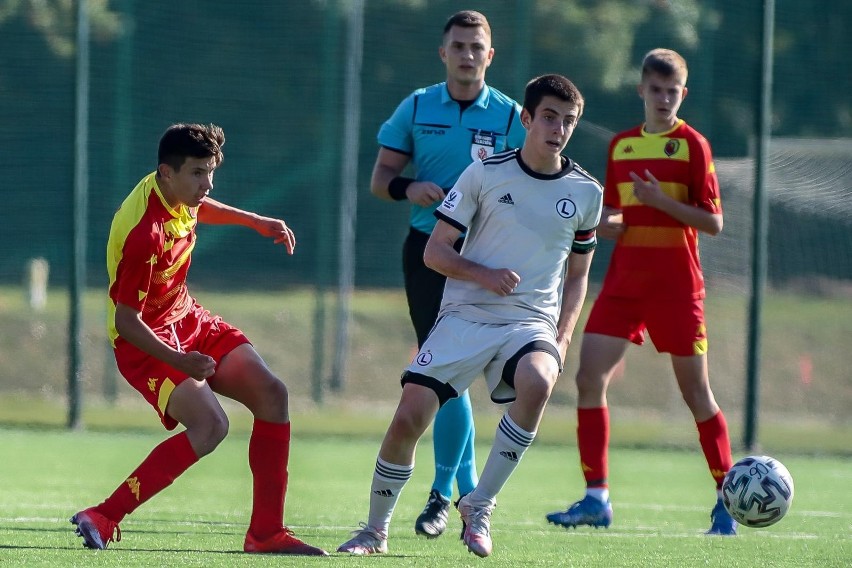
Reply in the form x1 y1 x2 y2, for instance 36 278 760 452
424 220 520 296
197 198 295 254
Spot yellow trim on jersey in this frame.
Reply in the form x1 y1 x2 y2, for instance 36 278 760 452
616 181 688 206
611 136 691 162
155 240 195 282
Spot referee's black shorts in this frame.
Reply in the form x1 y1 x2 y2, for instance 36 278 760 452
402 227 463 347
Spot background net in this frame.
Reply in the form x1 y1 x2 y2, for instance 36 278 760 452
1 0 849 440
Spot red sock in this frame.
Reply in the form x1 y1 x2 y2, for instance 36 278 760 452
696 411 733 489
577 407 609 488
97 431 199 523
248 420 291 540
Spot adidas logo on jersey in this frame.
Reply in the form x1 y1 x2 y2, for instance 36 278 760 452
498 193 515 205
373 489 394 497
499 450 519 462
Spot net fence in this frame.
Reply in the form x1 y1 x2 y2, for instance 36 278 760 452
1 0 849 434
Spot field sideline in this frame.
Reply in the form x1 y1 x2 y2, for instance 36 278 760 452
1 425 849 567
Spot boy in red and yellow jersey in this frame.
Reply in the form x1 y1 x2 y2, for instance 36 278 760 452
546 49 737 535
71 123 327 555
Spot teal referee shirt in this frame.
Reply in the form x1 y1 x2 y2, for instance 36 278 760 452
378 82 527 234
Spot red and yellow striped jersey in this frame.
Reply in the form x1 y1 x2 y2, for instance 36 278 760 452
601 120 721 299
106 172 197 345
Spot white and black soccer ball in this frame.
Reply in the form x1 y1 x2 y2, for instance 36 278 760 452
722 455 794 528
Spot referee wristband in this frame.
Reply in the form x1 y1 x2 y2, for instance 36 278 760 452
388 176 415 201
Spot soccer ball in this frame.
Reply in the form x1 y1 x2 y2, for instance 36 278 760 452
721 455 794 528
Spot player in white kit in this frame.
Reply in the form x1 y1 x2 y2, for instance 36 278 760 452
338 74 603 558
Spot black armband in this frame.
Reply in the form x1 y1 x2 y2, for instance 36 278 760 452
388 176 415 201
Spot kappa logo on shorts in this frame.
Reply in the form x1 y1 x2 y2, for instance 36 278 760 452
416 351 433 366
147 378 158 393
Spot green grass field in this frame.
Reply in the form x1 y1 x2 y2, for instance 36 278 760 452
1 422 849 567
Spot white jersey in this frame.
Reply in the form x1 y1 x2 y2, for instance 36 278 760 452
434 149 603 333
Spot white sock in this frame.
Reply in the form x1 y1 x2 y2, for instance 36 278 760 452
586 487 610 503
367 457 413 535
471 413 535 503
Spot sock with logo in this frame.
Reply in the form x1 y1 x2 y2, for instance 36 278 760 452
431 391 477 498
696 410 733 490
367 457 413 534
96 431 199 523
577 407 609 490
471 413 535 502
248 419 291 540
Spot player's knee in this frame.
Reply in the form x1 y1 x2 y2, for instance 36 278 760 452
388 408 431 443
189 411 229 457
575 366 606 396
521 373 554 409
249 375 289 422
264 377 289 409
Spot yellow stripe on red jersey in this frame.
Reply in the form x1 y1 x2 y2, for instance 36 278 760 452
106 172 197 345
602 120 721 299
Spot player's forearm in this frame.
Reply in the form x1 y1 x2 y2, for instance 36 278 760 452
371 163 403 201
114 308 181 367
656 199 723 235
555 275 589 349
555 253 594 349
197 198 259 227
424 240 481 281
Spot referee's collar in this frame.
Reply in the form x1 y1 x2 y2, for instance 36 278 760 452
441 82 490 109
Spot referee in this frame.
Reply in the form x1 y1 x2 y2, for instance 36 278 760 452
368 10 526 539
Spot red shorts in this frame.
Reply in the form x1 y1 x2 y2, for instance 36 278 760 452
584 294 708 357
113 303 250 430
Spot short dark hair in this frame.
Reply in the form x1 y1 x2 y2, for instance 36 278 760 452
522 74 584 118
442 10 490 38
641 48 688 84
157 123 225 171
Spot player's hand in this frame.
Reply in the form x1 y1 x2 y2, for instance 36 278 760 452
597 211 625 239
629 169 667 209
254 217 296 255
406 181 446 207
479 267 521 296
176 351 217 381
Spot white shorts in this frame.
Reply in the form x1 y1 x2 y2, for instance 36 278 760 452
402 314 561 404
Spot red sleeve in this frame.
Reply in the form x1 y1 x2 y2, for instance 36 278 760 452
690 134 722 214
114 223 161 312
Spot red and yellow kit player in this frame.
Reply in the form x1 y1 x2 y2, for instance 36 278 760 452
71 123 327 556
546 48 737 537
